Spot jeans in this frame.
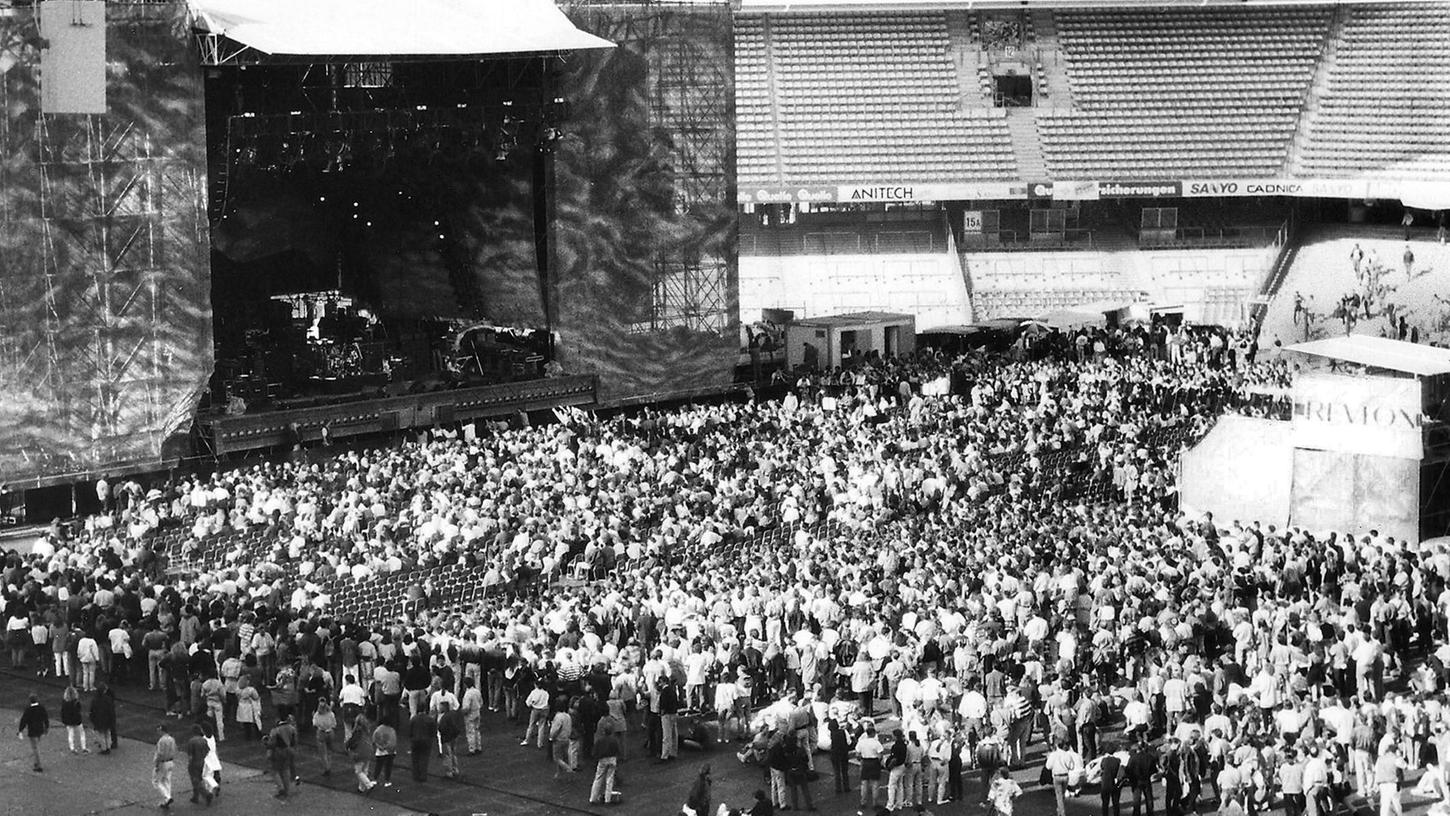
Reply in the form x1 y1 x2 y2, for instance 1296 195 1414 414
888 765 908 810
148 650 166 689
154 760 174 802
525 708 550 748
660 713 679 759
465 713 481 753
66 725 86 752
591 757 618 803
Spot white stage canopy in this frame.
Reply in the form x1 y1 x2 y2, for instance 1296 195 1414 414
188 0 614 58
1286 334 1450 377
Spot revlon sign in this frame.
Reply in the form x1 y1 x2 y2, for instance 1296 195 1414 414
1290 372 1424 461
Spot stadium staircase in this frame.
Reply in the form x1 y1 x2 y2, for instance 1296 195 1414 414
1289 3 1450 178
944 10 991 107
1005 109 1047 179
1028 9 1072 109
1283 5 1348 174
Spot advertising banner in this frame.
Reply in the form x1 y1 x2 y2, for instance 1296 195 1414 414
1181 178 1371 199
1097 180 1181 198
1290 372 1424 461
1049 180 1101 201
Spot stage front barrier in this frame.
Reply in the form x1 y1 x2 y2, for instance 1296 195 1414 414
203 375 597 455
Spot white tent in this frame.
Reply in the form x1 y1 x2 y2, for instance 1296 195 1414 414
188 0 614 57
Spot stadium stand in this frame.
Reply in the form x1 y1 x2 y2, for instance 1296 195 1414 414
734 11 1017 188
1290 3 1450 178
740 218 972 329
1039 7 1331 178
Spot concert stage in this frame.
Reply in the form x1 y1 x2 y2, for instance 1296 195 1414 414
200 374 596 455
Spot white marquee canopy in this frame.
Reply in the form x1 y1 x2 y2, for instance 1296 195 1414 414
188 0 613 58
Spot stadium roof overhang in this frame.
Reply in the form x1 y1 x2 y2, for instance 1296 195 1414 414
188 0 613 65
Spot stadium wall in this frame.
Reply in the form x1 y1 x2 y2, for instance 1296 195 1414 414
964 246 1272 325
740 252 970 329
556 2 739 402
0 1 212 485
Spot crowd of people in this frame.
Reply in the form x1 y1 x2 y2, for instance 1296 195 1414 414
8 320 1440 816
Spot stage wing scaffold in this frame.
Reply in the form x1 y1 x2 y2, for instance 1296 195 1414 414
188 0 613 59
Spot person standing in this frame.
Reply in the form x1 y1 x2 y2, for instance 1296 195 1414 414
685 764 712 816
659 678 681 762
17 693 49 772
1127 738 1158 816
1374 742 1409 816
371 718 397 788
89 682 117 754
437 700 463 780
347 713 376 793
548 697 575 777
988 766 1023 816
886 728 910 811
184 724 214 806
522 683 551 748
153 724 177 809
1045 739 1084 816
201 720 222 800
59 686 86 754
460 676 484 756
827 717 852 793
1100 741 1124 816
785 738 816 811
856 721 885 809
265 715 298 799
76 630 101 691
313 699 337 776
408 705 436 783
591 725 621 804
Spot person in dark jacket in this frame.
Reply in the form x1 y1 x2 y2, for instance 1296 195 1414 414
685 763 712 816
1099 740 1124 816
409 707 437 782
17 693 49 772
89 682 118 753
437 700 463 779
60 685 86 754
828 718 852 792
1127 739 1158 816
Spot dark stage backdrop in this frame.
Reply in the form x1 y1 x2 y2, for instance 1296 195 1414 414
210 148 544 325
0 2 211 484
556 1 739 402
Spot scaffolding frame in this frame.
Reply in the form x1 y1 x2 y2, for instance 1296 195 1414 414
577 0 737 336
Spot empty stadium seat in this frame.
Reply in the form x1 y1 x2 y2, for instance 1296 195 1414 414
1042 7 1330 178
735 11 1017 187
1291 5 1450 177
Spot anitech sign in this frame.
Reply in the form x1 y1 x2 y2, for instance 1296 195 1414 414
1097 181 1181 198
